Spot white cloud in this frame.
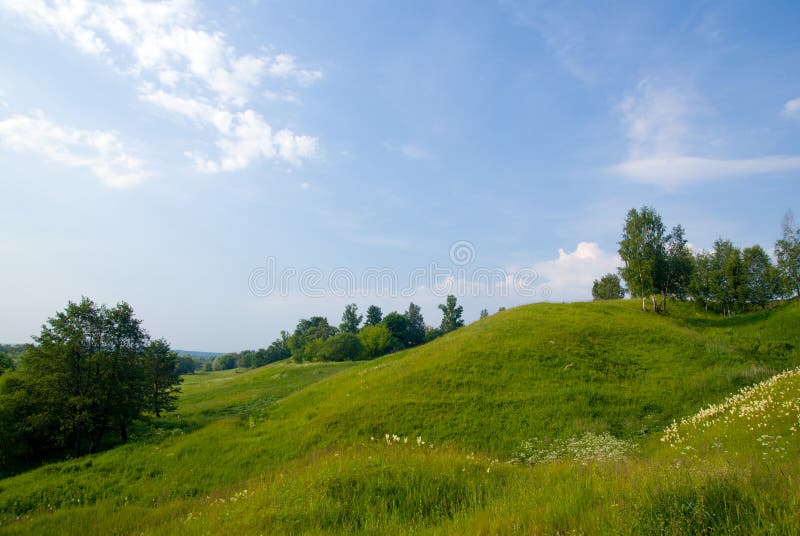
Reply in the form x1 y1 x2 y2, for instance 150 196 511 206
612 80 800 186
266 54 322 86
263 89 301 104
613 155 800 186
0 0 321 171
531 242 620 301
0 112 148 188
784 97 800 119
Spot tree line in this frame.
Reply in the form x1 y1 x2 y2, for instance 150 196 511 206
209 295 466 370
592 207 800 315
0 298 182 475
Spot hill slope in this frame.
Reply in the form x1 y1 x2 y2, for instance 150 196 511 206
1 300 798 534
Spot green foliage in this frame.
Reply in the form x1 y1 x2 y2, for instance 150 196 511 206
382 311 408 347
212 353 237 371
479 308 489 319
339 304 362 334
176 355 197 374
143 339 182 418
742 244 780 309
404 302 425 347
364 305 383 327
358 324 397 358
775 210 800 298
592 273 625 300
0 298 180 474
316 333 364 362
289 317 337 362
0 352 13 375
438 294 464 333
618 206 666 311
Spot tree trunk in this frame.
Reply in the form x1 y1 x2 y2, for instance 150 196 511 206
642 295 646 312
120 421 128 444
651 295 658 313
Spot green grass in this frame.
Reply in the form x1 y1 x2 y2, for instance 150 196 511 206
1 299 799 534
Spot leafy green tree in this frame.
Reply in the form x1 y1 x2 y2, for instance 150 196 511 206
259 331 291 365
339 303 362 334
176 356 197 374
317 333 364 361
383 312 409 347
438 295 465 333
479 308 489 319
742 245 779 309
710 239 743 317
661 224 693 309
364 305 383 327
358 324 396 358
689 251 714 311
143 339 182 418
592 274 625 300
775 210 800 299
618 206 666 312
11 298 166 458
0 352 13 375
288 317 337 362
404 302 426 347
213 353 238 370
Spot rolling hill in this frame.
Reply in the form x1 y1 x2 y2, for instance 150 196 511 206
1 299 798 534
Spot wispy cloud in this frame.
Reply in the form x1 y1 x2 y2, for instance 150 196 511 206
0 0 321 172
611 80 800 186
0 112 148 188
384 141 432 160
613 155 800 186
784 97 800 119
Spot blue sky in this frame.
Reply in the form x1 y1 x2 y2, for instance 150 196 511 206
1 0 799 351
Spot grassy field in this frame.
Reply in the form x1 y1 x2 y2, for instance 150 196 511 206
1 299 798 534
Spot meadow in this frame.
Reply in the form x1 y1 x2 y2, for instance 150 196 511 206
1 299 799 534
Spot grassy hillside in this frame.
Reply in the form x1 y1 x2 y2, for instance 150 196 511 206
1 300 798 534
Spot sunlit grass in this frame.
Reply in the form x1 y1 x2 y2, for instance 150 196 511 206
1 299 799 534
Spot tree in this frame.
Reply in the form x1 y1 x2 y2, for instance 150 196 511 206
143 339 182 418
383 312 409 347
618 207 666 312
339 304 362 334
479 308 489 319
213 353 238 370
741 245 779 309
364 305 383 327
358 325 396 358
661 225 694 309
0 352 13 375
689 251 714 311
317 333 364 361
438 295 465 333
775 210 800 299
288 317 337 362
710 239 743 317
592 274 625 300
404 302 426 347
4 298 175 462
176 355 197 374
260 331 291 365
